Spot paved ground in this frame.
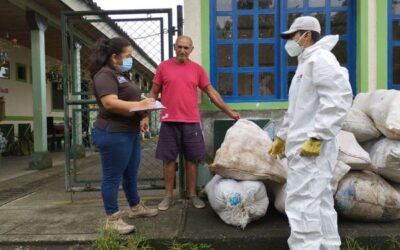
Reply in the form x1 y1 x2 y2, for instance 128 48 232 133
0 152 64 182
1 152 400 249
67 137 165 191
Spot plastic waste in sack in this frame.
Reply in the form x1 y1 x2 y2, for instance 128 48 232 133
263 121 276 140
228 193 242 206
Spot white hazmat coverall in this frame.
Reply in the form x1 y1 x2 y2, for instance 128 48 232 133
277 35 353 250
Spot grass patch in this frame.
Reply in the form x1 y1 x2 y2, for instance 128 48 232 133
92 226 214 250
341 235 378 250
386 235 400 250
93 226 400 250
168 241 213 250
341 233 400 250
92 226 152 250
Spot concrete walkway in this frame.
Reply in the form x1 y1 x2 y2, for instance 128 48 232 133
0 152 64 182
0 153 400 249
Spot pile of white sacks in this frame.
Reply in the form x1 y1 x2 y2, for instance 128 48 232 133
206 90 400 228
333 89 400 222
206 119 286 228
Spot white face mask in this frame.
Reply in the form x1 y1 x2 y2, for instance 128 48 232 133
284 32 308 57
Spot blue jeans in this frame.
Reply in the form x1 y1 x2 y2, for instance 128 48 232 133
92 126 141 215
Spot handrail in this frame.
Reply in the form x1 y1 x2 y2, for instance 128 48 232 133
66 100 97 105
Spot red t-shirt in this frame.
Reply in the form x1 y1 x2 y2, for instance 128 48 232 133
153 59 210 122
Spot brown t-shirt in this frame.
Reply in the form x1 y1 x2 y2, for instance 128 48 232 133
93 65 142 132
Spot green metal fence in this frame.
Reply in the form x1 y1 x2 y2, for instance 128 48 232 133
61 8 182 192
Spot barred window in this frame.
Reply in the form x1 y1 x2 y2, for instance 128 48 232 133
210 0 356 102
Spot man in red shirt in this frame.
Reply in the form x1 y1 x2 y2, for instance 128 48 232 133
149 35 240 210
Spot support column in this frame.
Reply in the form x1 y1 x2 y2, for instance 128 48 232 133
357 0 369 93
27 10 52 170
376 0 388 90
71 42 85 158
368 0 377 91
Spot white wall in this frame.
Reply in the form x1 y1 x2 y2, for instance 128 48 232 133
0 39 63 134
183 0 202 65
184 0 205 103
0 41 34 118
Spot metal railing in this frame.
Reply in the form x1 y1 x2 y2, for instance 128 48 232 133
61 7 182 193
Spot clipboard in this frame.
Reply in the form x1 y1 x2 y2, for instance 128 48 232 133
129 100 166 112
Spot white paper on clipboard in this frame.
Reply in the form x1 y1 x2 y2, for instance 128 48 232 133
129 100 166 112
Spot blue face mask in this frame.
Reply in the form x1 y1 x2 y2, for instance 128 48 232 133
120 57 133 72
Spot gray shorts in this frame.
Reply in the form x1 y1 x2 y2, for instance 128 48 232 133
155 122 206 161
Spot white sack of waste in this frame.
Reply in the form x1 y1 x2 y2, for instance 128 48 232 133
335 171 400 222
353 90 400 140
331 161 352 193
205 175 269 229
341 108 381 142
270 158 288 214
363 138 400 183
272 182 286 214
210 119 286 184
336 130 371 170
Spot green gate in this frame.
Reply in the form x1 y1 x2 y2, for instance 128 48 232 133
61 8 182 192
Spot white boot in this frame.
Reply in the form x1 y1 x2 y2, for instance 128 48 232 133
106 211 135 234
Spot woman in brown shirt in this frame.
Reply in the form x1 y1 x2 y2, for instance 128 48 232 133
90 37 158 234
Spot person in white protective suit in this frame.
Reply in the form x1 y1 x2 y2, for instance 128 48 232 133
268 16 353 250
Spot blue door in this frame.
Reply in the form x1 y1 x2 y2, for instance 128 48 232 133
389 0 400 90
210 0 356 102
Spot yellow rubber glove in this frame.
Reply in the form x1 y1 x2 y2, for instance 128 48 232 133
300 138 321 157
268 137 285 158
